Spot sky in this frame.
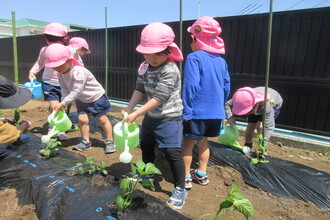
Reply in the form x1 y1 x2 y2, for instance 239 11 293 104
1 0 329 28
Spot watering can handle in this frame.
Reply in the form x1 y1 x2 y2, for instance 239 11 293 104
123 112 129 138
30 78 35 87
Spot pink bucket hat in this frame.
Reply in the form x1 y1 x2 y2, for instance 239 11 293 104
232 87 266 115
43 22 68 37
136 22 183 61
44 43 82 68
69 37 91 54
188 16 225 54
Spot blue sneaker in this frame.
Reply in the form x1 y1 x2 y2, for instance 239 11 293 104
72 139 91 151
166 187 187 210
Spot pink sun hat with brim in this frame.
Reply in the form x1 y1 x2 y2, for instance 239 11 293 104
188 16 225 54
232 87 267 115
43 22 68 37
44 43 82 68
136 22 183 61
69 37 91 54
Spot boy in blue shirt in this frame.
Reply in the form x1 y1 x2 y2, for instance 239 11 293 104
182 16 230 189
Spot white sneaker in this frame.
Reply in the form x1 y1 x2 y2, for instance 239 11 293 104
56 132 68 141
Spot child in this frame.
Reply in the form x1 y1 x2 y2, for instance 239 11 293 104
69 37 91 65
28 22 76 140
225 86 283 149
44 43 116 154
122 22 187 210
182 16 230 189
0 75 32 145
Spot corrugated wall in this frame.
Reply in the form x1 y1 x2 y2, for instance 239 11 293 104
0 7 329 136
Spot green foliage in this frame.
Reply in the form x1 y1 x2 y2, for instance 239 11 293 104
199 183 254 220
39 138 61 158
73 157 108 176
116 160 161 212
0 108 21 126
250 134 269 165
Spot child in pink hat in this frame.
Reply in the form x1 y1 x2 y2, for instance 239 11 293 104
44 43 116 154
122 22 186 210
69 37 91 65
225 86 283 150
182 16 230 189
28 22 77 140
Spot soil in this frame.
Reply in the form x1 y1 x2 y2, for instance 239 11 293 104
1 99 329 220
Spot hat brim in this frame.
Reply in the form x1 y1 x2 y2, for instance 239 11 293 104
168 42 183 61
45 58 82 68
136 44 167 54
0 87 32 109
195 37 225 54
232 104 253 116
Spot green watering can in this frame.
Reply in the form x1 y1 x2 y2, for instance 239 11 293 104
218 125 251 155
113 112 140 163
41 111 72 144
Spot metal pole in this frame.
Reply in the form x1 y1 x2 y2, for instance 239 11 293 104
262 0 274 146
12 11 19 86
179 0 183 76
105 7 109 94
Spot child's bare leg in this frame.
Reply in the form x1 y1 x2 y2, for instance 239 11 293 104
256 121 263 134
78 114 90 142
196 137 209 173
245 122 257 145
97 114 113 140
182 137 196 177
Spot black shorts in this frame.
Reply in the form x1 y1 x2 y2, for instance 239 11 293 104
183 119 222 140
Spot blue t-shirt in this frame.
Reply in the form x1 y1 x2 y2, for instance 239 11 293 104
182 50 230 120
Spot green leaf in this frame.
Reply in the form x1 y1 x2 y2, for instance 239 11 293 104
231 182 239 193
219 200 233 211
233 198 254 219
251 158 259 165
141 179 155 191
119 178 133 196
136 160 146 170
101 161 107 168
144 163 162 175
86 157 95 164
116 196 126 212
130 163 137 176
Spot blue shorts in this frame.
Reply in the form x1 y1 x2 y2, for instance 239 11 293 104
183 119 222 140
248 108 281 123
42 82 61 101
140 115 183 149
75 94 112 117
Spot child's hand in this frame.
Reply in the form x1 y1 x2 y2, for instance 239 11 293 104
28 72 36 80
227 117 236 126
54 103 65 113
122 112 138 126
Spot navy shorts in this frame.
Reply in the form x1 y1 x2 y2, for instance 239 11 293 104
42 82 61 101
248 108 281 123
140 116 183 149
183 119 222 140
75 94 112 117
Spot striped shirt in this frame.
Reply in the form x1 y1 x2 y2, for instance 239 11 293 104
135 61 183 119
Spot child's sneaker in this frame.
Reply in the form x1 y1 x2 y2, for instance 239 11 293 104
166 187 187 210
72 139 91 151
104 140 116 154
67 124 78 132
125 172 154 183
190 169 209 186
185 176 192 189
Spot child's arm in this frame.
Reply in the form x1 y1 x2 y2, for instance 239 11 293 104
29 47 46 80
